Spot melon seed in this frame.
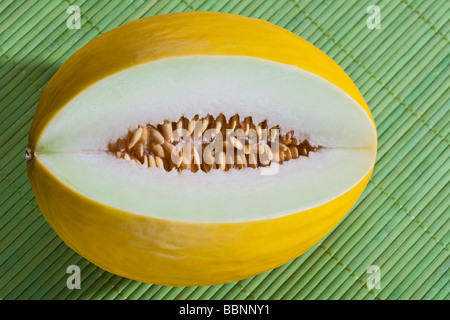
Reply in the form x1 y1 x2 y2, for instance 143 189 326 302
108 114 320 172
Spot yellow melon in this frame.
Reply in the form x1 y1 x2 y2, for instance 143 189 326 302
26 12 377 286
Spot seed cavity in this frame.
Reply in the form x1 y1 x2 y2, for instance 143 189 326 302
108 114 320 172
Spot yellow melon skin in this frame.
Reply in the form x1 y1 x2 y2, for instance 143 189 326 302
27 12 376 286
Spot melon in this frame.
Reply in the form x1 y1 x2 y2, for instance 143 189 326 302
26 12 377 286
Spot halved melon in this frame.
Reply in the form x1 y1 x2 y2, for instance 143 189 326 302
27 12 377 286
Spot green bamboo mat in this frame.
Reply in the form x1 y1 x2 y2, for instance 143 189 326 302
0 0 448 300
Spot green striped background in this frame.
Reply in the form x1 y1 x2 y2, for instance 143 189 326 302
0 0 448 300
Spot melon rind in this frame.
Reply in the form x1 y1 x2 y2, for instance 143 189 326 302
27 12 377 286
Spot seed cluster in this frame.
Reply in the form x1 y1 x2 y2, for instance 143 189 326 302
108 114 319 172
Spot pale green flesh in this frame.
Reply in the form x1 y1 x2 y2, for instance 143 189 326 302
36 56 377 222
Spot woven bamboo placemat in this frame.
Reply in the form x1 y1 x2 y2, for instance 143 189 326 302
0 0 448 300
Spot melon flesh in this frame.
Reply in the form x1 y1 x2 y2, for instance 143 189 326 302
35 56 376 222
